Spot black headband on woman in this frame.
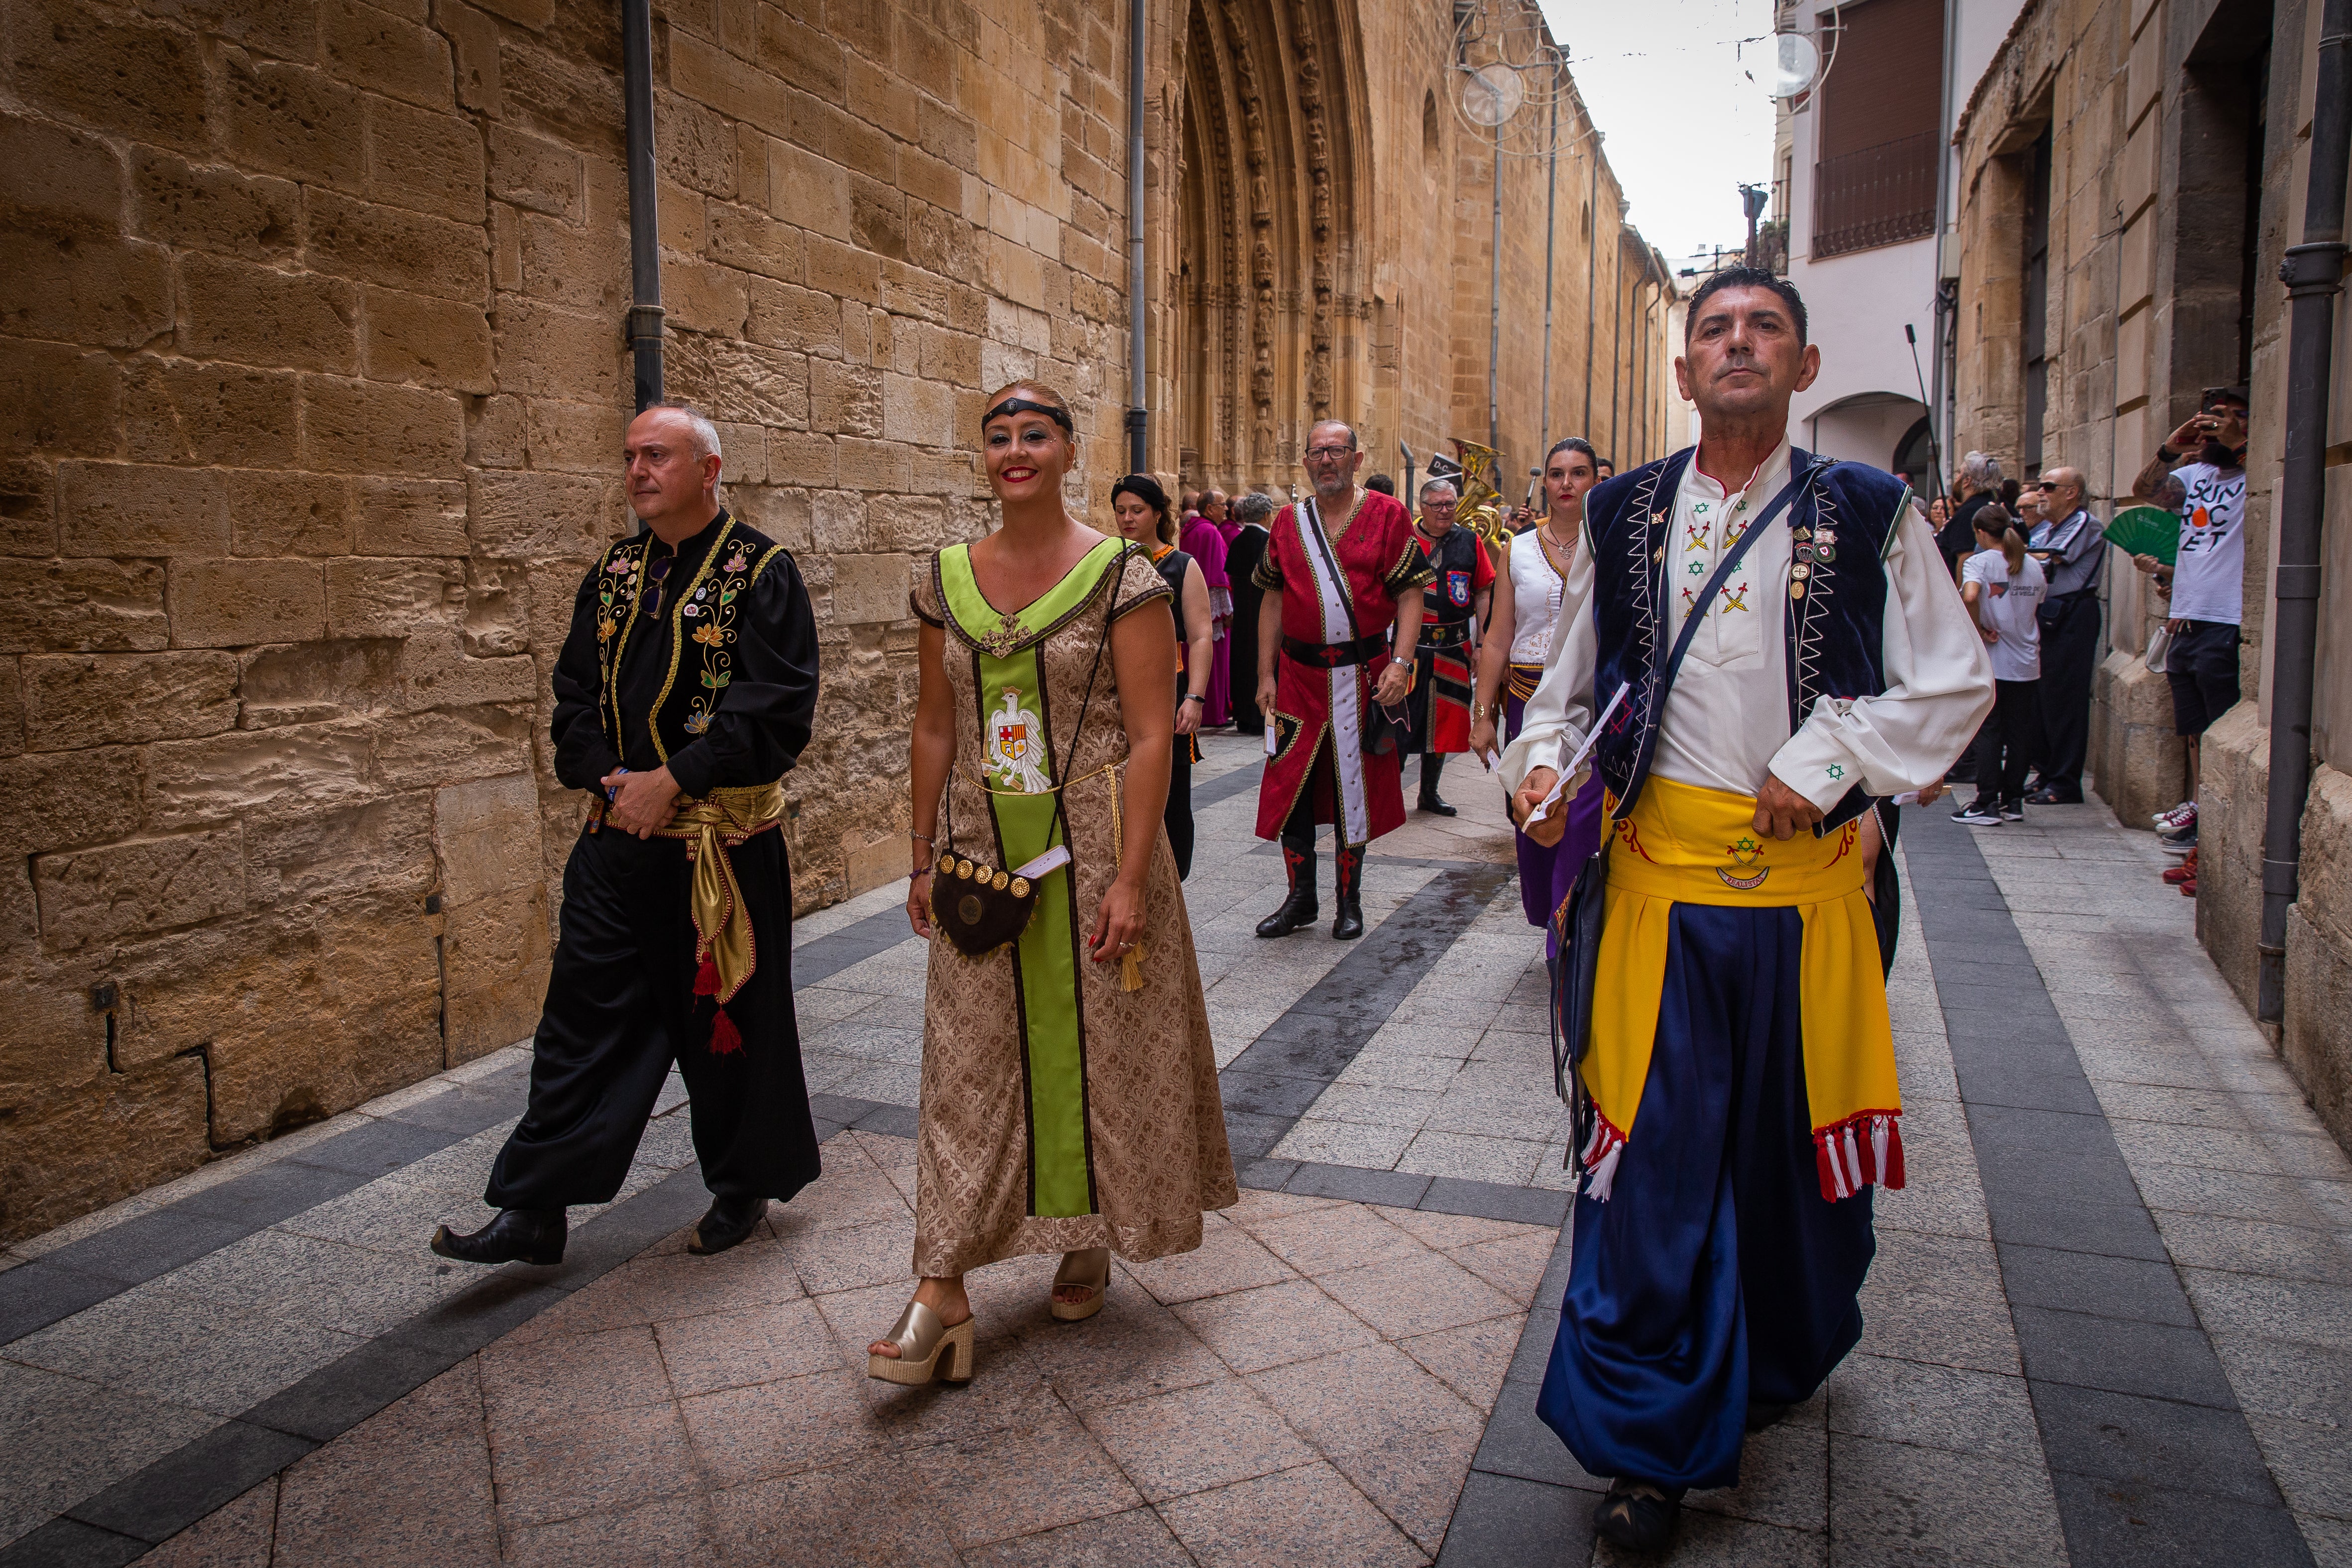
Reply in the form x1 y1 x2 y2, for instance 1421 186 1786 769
983 396 1074 434
1111 473 1170 515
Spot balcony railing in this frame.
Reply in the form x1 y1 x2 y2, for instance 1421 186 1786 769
1813 131 1937 258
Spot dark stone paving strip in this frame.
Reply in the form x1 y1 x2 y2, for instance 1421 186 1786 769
1904 811 2316 1568
791 902 925 986
1190 756 1266 809
1217 861 1514 1161
0 1161 716 1568
0 1069 531 1349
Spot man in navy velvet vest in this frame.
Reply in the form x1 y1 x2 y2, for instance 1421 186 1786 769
1501 269 1993 1552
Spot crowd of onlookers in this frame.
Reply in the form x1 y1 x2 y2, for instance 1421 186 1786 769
1922 386 2248 897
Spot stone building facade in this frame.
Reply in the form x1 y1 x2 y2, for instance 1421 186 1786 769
0 0 1667 1238
1949 0 2352 1149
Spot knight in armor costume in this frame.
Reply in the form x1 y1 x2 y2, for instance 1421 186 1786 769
1252 420 1434 941
1504 271 1992 1551
1400 480 1495 816
432 404 824 1269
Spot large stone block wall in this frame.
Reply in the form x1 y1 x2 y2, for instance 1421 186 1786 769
0 0 1669 1238
0 0 1132 1242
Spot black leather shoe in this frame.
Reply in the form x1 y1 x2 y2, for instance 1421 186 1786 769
689 1194 769 1255
1593 1478 1684 1553
1417 793 1457 817
1256 889 1319 938
1331 898 1364 940
2024 788 2081 806
1746 1401 1792 1432
432 1208 565 1266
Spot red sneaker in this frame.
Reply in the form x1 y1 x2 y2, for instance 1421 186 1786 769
2162 850 2198 886
2180 878 2197 897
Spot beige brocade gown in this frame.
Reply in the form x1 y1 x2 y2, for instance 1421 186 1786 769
908 541 1237 1279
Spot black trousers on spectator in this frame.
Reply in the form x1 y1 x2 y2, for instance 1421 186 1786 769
2033 595 2100 799
1164 738 1195 879
1973 679 2046 807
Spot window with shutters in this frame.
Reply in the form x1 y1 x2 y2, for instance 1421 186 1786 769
1811 0 1942 257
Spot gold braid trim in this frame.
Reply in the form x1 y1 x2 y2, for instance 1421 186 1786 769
590 782 786 1004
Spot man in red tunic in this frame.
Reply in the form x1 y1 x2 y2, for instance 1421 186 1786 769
1251 420 1433 939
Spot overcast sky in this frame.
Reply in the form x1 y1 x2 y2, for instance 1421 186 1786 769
1539 0 1782 260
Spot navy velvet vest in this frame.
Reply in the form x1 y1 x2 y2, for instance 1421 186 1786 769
1583 447 1911 831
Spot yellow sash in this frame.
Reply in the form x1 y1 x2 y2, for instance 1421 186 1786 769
591 783 786 1050
1583 775 1903 1202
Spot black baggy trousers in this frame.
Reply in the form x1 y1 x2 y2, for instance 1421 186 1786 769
485 823 822 1210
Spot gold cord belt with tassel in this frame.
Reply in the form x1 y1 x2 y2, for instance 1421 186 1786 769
953 760 1148 992
589 781 788 1052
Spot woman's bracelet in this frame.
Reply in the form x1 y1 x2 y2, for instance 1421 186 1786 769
911 830 935 844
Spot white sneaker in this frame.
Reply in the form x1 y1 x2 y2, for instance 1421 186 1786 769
2152 801 2196 830
1951 802 2003 826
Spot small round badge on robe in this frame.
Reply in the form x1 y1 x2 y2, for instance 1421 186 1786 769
1790 581 1807 599
1816 545 1837 562
1791 563 1811 580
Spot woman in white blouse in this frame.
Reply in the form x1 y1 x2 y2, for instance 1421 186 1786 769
1471 437 1604 946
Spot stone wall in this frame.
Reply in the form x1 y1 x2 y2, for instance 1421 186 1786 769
0 0 1667 1239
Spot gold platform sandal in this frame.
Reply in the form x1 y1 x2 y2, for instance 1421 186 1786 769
867 1300 974 1386
1050 1247 1110 1323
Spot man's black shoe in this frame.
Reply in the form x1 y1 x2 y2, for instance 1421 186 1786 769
1331 898 1364 940
2024 788 2081 806
1256 889 1319 938
432 1208 565 1266
1746 1401 1792 1433
688 1194 769 1255
1417 793 1457 817
1593 1478 1683 1553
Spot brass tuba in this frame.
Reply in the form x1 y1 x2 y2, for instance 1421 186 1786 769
1427 439 1511 557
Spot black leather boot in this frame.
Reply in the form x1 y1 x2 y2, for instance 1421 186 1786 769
1331 841 1365 940
432 1207 565 1266
1256 833 1319 937
689 1193 769 1255
1417 753 1456 816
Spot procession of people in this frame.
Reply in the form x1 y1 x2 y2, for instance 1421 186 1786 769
428 258 1996 1559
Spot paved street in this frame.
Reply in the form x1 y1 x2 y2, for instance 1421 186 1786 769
4 732 2349 1566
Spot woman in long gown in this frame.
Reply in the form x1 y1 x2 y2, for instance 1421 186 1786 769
871 382 1236 1385
1470 437 1606 951
1111 474 1215 879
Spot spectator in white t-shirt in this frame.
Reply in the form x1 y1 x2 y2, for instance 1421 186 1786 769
2130 387 2249 853
1951 508 2048 825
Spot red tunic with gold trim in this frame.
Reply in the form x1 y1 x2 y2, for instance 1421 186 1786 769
1251 488 1435 844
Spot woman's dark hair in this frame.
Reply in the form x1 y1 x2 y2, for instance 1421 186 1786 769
1545 437 1598 470
1111 473 1175 544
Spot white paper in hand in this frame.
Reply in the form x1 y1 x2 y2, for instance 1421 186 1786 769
1528 681 1632 826
1264 724 1279 757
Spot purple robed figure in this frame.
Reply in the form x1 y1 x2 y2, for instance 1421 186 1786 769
1181 506 1233 725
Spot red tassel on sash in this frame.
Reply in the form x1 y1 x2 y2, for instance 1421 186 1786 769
1812 1112 1905 1202
693 957 720 997
708 1006 743 1055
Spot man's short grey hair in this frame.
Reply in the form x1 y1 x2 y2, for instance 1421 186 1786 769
1959 451 2002 490
1419 480 1459 503
647 400 722 464
1234 493 1276 523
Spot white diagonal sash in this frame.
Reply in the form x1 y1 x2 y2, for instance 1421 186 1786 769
1297 497 1370 845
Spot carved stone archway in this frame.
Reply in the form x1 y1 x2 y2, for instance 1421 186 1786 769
1163 0 1367 490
